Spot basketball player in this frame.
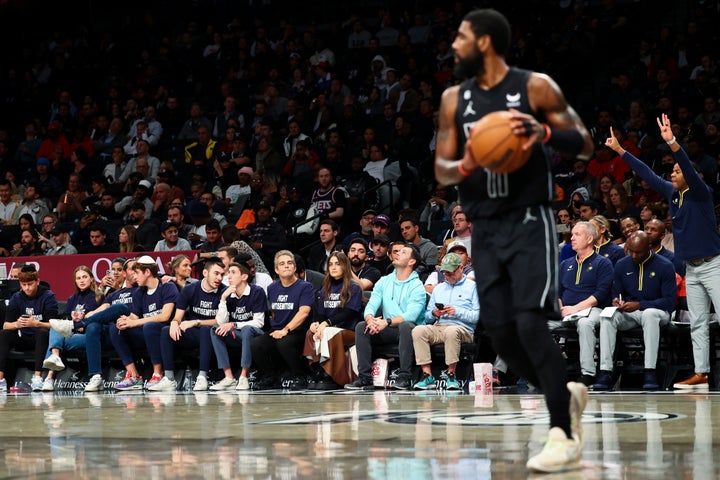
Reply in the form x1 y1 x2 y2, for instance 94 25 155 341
434 9 594 473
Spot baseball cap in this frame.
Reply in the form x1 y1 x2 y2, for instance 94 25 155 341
372 213 390 226
371 234 390 245
36 157 50 167
255 200 272 211
160 220 176 233
440 252 463 272
446 240 467 253
238 166 254 176
137 179 152 190
362 209 377 217
50 224 68 235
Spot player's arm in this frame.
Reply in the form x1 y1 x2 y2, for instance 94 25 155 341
509 73 594 160
434 86 477 186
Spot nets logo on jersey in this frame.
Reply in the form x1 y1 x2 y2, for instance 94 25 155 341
505 92 522 108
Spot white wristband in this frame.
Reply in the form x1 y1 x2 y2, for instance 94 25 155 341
667 136 676 145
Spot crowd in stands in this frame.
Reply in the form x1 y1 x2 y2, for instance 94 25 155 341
0 1 718 390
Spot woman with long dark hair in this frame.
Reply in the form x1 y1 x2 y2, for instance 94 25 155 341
302 251 363 389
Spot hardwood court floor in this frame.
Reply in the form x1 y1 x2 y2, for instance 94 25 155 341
0 388 717 479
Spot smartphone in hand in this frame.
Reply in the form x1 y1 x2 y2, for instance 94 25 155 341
435 303 445 310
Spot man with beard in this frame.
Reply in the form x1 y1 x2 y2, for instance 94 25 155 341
433 8 594 473
346 238 381 291
12 229 45 256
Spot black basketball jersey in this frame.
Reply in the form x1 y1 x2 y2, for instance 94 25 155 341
454 67 554 219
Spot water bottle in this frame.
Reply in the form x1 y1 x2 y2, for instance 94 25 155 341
181 366 193 391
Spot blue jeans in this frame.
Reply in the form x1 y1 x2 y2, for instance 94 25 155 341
160 324 213 372
211 325 263 370
45 324 111 376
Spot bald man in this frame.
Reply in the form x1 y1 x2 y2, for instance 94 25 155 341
593 231 677 391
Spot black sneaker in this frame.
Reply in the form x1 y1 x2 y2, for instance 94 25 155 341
391 377 412 390
284 375 308 390
344 376 374 391
308 369 340 390
252 376 278 391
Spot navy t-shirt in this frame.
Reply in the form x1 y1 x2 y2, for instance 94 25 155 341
267 279 314 331
176 280 226 320
131 281 179 318
228 284 268 324
317 280 363 330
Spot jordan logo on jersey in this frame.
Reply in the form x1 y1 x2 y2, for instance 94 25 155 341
506 92 521 108
463 101 476 117
522 207 537 224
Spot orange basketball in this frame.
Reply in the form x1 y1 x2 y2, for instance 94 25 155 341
468 110 532 174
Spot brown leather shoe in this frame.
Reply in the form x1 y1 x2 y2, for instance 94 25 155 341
673 372 709 390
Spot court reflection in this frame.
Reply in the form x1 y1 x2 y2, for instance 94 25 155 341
0 391 716 479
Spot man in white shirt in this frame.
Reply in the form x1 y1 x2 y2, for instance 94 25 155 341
154 221 192 252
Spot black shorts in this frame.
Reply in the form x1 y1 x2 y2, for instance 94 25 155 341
469 205 558 326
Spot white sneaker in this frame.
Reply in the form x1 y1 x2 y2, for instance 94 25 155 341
526 427 581 473
49 319 74 338
84 374 104 392
41 377 54 392
209 377 237 391
236 376 250 391
43 354 65 371
31 375 44 391
147 376 177 392
193 375 208 391
567 381 588 444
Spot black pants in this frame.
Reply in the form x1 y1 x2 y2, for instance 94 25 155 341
0 329 50 373
251 330 307 376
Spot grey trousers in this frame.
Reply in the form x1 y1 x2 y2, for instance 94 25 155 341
599 308 670 371
548 307 601 376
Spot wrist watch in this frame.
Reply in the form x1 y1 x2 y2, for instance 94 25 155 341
385 318 392 326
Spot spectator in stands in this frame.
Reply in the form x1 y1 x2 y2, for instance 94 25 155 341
238 200 287 270
127 202 161 248
12 181 49 225
0 179 19 225
118 224 144 253
399 216 437 275
233 251 273 293
150 257 226 392
347 238 382 291
251 250 314 390
161 254 196 291
425 240 474 294
9 228 44 257
46 224 78 256
345 243 426 390
593 231 676 391
31 157 64 206
307 219 342 273
78 223 117 253
548 221 614 386
167 205 193 240
303 251 363 389
41 265 103 391
195 219 224 261
369 234 392 274
209 261 267 391
154 220 192 252
310 166 347 222
341 208 376 251
413 252 480 390
0 265 58 391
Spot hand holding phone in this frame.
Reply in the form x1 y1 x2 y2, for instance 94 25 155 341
435 303 445 310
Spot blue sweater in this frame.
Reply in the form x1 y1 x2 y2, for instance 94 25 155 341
612 252 676 313
621 149 720 261
425 275 479 334
559 251 614 307
596 239 625 266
